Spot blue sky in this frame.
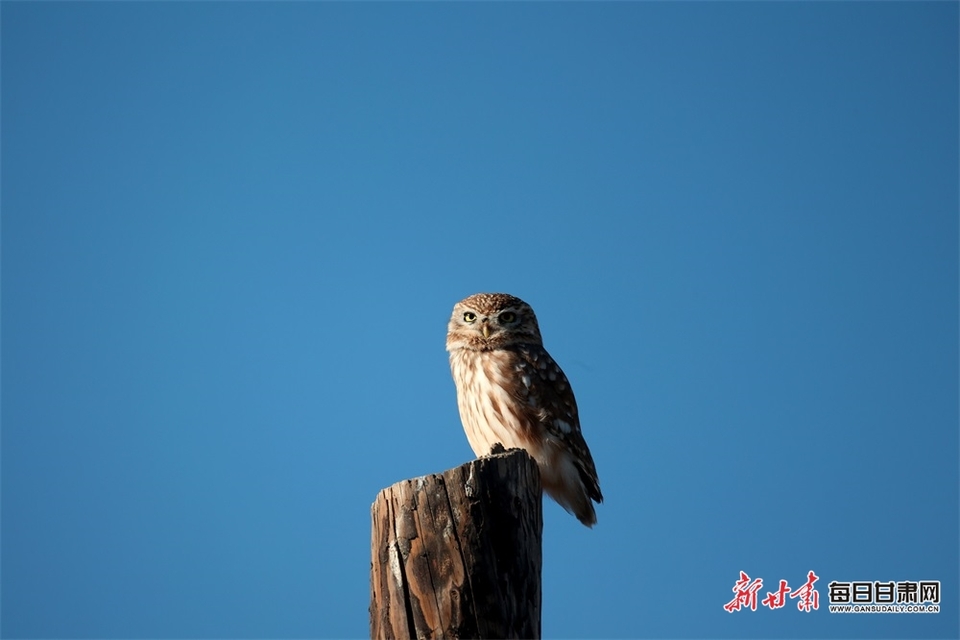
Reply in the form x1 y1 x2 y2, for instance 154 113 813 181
2 2 957 639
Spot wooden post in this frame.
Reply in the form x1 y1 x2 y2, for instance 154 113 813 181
370 448 542 639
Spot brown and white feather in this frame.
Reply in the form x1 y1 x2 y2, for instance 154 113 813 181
446 293 603 526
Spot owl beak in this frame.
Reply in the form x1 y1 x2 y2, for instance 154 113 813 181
481 323 490 339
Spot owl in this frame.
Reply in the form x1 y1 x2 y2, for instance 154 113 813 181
446 293 603 527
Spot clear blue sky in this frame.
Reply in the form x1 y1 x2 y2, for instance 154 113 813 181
3 3 957 639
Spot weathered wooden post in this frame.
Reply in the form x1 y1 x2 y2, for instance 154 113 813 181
370 448 542 639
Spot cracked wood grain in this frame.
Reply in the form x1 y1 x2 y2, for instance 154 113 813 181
370 448 542 639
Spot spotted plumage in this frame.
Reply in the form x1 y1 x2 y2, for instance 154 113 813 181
446 293 603 526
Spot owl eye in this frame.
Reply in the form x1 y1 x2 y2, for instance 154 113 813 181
463 312 477 323
499 311 517 324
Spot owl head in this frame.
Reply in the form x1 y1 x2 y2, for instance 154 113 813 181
446 293 543 352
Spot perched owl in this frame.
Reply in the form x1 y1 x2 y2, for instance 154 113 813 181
446 293 603 527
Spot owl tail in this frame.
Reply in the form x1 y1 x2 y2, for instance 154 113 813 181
544 482 599 528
